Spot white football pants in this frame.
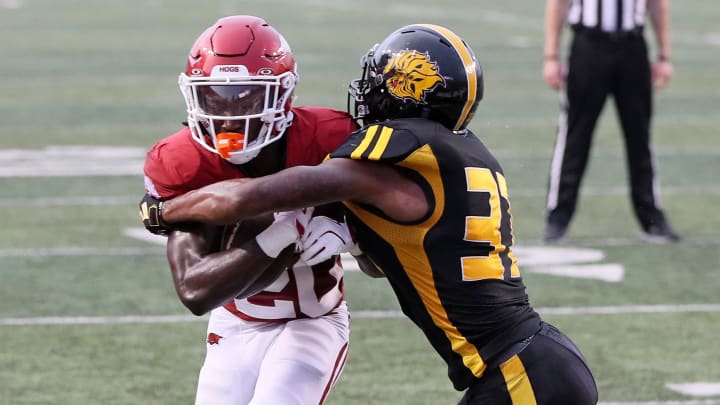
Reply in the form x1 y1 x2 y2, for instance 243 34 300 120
194 303 350 405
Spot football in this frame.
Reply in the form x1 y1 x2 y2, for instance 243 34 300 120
216 205 346 298
220 204 345 250
219 213 275 250
217 213 294 299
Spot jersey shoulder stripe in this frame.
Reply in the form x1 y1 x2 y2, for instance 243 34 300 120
330 121 422 163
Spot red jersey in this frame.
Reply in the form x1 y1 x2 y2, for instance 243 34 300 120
144 106 358 321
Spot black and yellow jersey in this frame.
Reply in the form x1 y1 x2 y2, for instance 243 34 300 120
329 118 542 390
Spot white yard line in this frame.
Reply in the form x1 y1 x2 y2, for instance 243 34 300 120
4 231 720 260
538 304 720 315
2 183 719 208
509 186 720 198
2 304 719 327
0 314 205 326
667 384 720 398
0 145 718 177
0 146 145 177
0 196 139 207
0 247 163 257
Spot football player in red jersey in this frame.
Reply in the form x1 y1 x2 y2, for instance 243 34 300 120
139 15 360 405
143 24 599 404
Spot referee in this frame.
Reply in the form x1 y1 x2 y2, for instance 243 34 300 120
542 0 680 243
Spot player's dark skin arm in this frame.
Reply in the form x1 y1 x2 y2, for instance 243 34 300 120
160 158 424 280
161 158 428 225
167 217 295 316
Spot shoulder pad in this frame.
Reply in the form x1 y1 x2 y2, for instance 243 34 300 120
143 129 228 198
329 122 420 163
285 107 357 167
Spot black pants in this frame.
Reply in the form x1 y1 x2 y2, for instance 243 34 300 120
457 322 598 405
546 28 668 232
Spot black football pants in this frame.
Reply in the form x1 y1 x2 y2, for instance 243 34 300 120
546 29 667 232
457 322 598 404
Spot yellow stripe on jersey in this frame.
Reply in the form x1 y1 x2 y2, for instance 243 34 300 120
500 355 537 405
368 126 393 160
495 172 521 277
343 144 487 378
418 24 477 131
350 124 379 159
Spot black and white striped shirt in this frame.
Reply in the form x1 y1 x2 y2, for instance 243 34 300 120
567 0 647 32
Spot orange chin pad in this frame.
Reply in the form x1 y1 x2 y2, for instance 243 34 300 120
216 132 246 158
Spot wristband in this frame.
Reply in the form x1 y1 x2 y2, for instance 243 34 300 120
155 201 179 234
658 54 670 62
255 220 298 258
544 54 559 61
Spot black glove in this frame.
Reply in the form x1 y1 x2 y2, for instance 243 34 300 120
139 193 173 236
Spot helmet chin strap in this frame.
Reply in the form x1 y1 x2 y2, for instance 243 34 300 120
225 148 261 165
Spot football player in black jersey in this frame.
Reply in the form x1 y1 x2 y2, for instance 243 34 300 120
144 24 598 404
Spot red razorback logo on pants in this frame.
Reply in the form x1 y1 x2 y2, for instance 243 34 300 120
207 333 223 345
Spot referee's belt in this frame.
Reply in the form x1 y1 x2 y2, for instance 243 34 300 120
572 25 643 41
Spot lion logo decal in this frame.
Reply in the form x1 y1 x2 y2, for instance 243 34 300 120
384 50 445 103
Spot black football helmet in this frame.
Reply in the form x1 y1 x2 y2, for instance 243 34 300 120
348 24 484 133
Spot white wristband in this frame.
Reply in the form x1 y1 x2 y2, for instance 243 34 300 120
255 220 298 258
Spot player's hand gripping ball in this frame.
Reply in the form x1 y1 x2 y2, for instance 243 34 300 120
300 216 355 265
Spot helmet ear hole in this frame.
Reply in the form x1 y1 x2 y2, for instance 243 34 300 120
280 75 296 89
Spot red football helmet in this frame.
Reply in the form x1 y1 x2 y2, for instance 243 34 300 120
179 15 297 164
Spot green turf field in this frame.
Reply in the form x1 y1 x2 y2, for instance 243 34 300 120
1 0 719 404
